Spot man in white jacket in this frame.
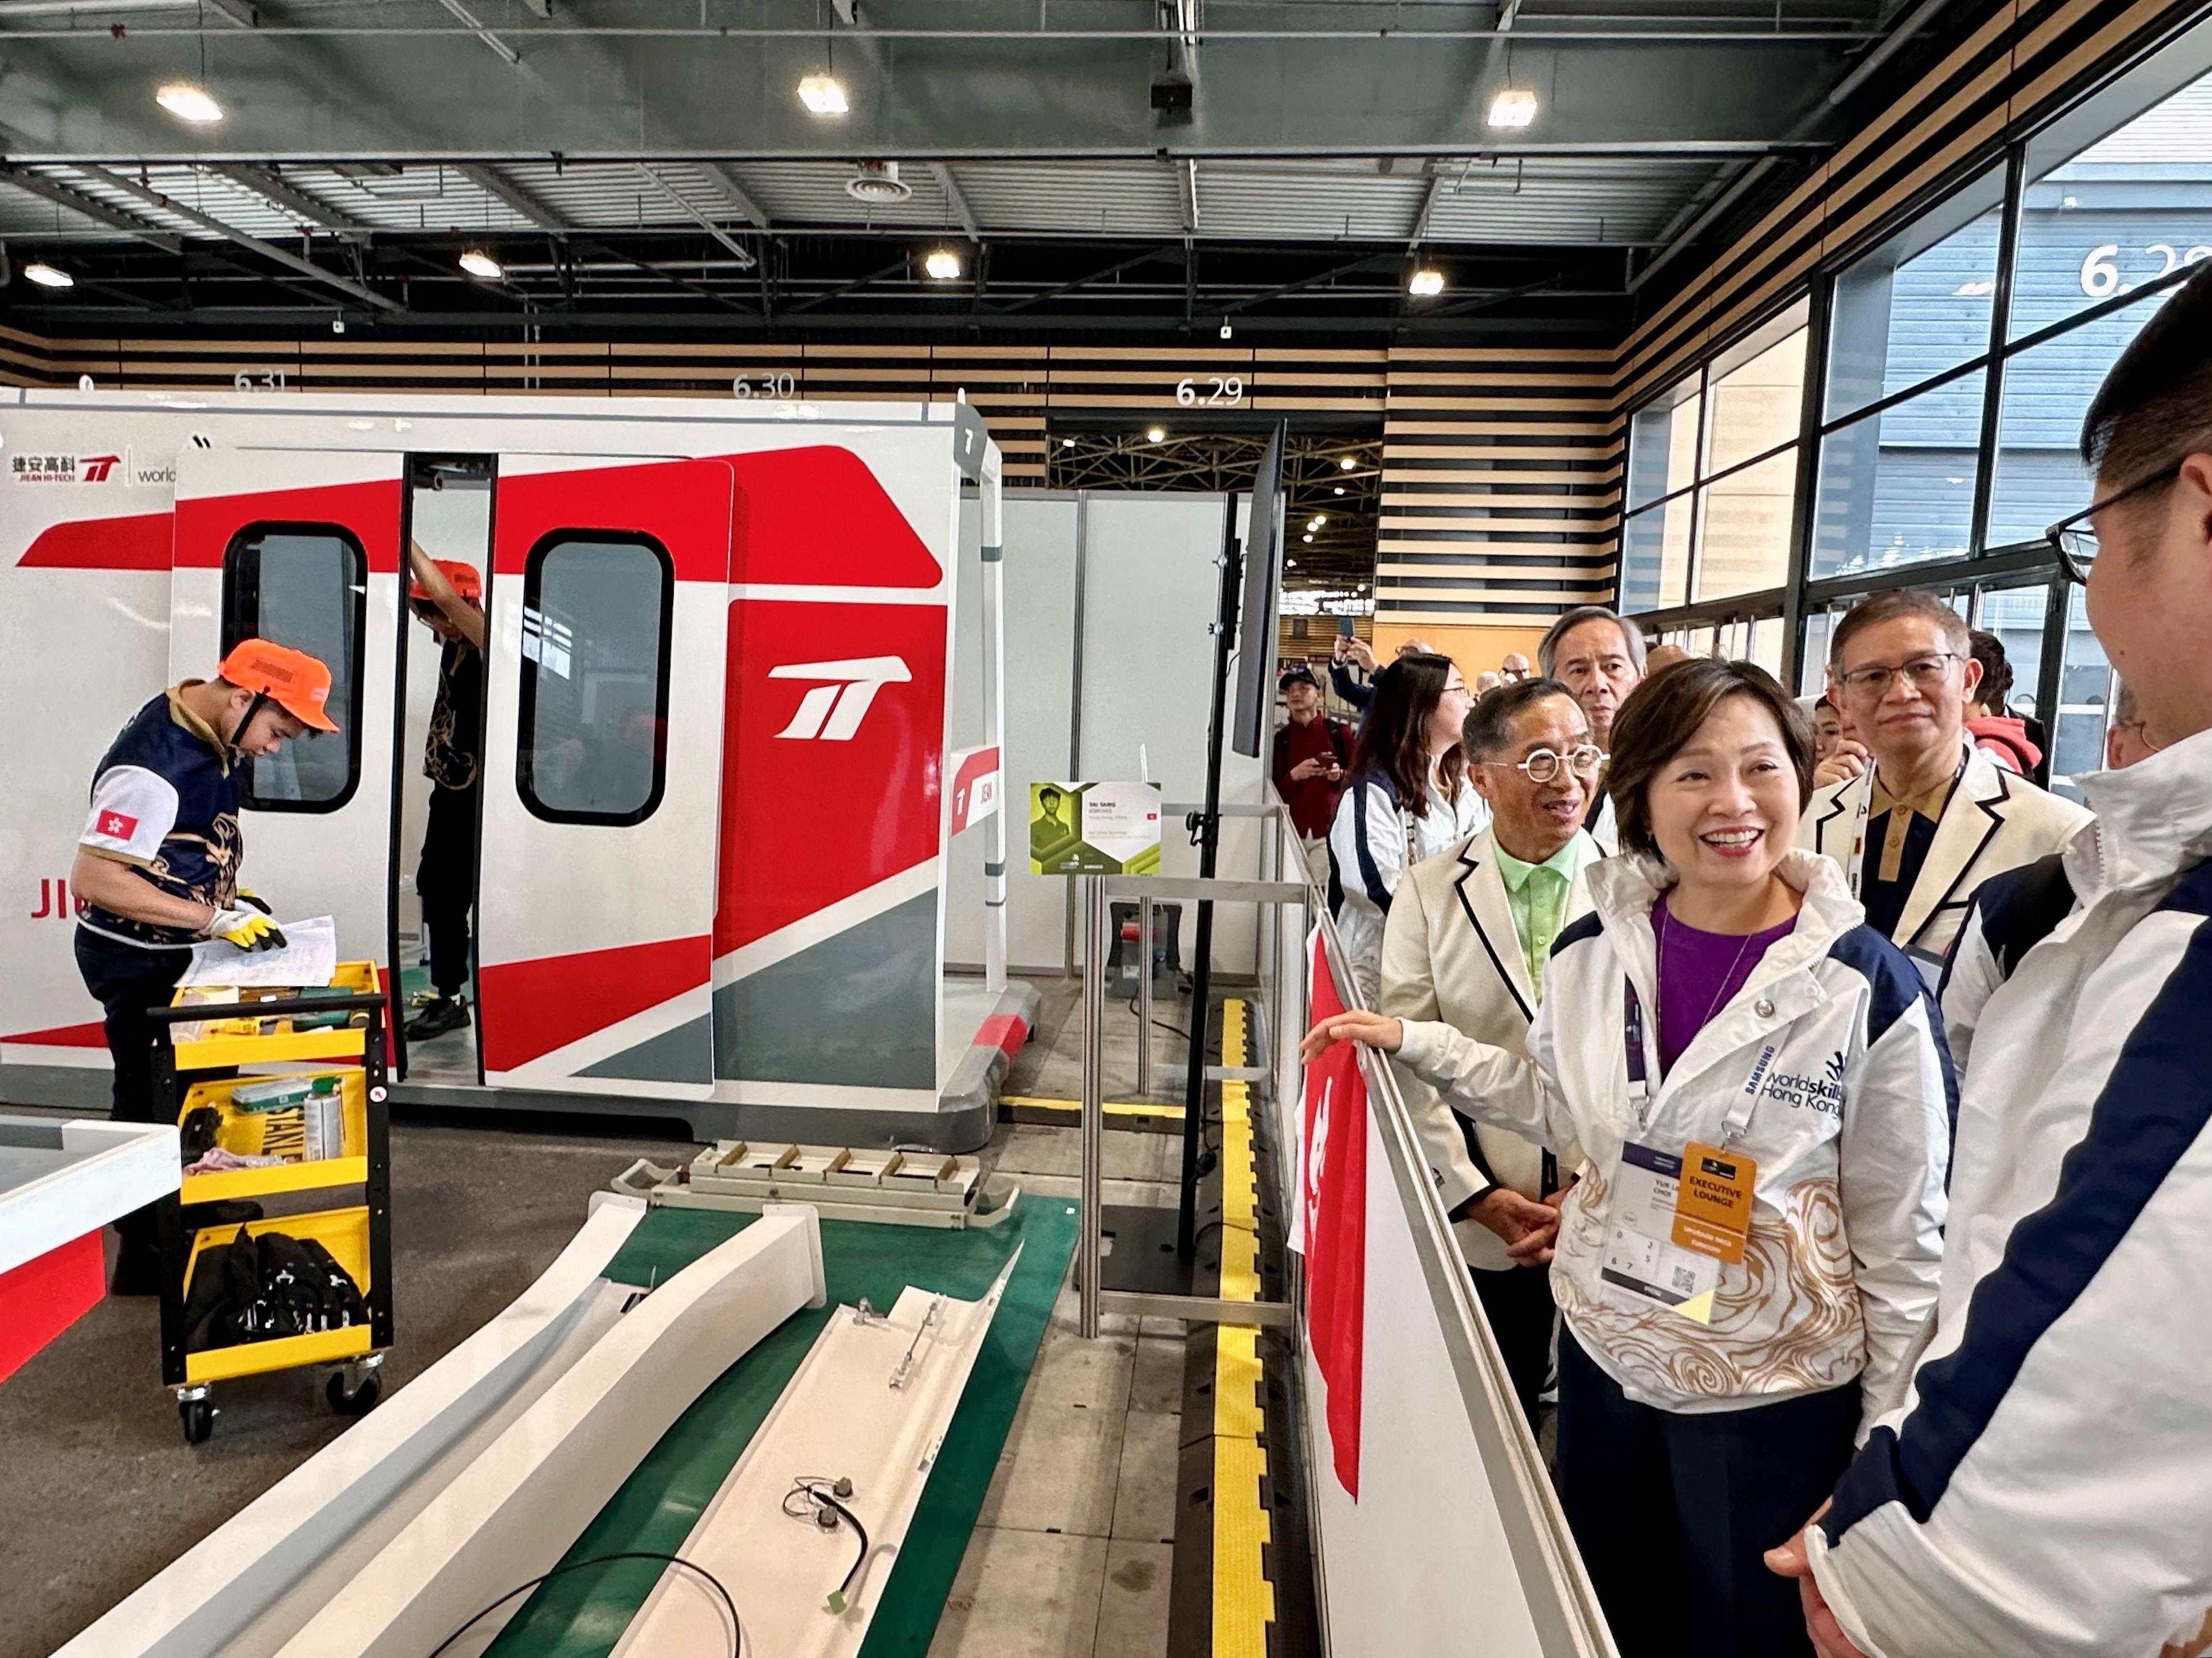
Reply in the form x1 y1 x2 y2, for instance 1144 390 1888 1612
1378 677 1603 1425
1769 261 2212 1658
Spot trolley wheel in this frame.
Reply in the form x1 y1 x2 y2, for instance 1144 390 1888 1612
179 1397 214 1444
326 1369 382 1417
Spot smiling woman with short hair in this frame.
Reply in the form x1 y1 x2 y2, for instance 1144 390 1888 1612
1305 657 1954 1658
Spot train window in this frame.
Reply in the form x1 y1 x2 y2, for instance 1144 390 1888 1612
517 532 672 826
220 524 367 812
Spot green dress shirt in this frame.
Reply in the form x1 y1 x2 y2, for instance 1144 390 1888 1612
1492 835 1591 999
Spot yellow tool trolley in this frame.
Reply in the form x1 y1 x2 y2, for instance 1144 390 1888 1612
146 965 395 1445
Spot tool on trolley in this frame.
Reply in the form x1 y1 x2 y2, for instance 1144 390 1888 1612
145 965 395 1444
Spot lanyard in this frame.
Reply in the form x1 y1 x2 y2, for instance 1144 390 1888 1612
1622 976 1772 1146
1842 749 1968 902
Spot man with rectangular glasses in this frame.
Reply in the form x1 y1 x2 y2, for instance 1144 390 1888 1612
1377 677 1605 1426
1795 588 2089 985
1771 258 2212 1658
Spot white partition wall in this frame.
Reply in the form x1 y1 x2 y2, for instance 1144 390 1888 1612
948 490 1264 977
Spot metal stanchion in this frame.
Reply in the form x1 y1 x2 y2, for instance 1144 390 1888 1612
1136 893 1154 1098
1079 874 1108 1341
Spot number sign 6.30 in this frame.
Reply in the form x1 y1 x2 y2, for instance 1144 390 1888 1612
1175 375 1245 406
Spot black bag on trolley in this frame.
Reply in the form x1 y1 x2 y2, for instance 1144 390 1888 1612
183 1227 368 1351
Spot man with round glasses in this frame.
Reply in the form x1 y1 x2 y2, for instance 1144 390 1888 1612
1796 588 2089 985
1376 677 1606 1425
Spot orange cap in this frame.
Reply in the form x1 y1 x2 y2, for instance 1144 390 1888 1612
218 639 341 733
410 559 484 605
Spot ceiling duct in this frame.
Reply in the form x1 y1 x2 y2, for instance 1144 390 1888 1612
845 161 912 203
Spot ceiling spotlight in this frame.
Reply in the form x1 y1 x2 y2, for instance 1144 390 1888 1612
155 81 224 124
1219 322 1233 340
1339 457 1356 471
1146 426 1166 443
924 247 963 281
798 73 850 116
1408 266 1445 298
1334 485 1346 496
1287 558 1298 567
1487 88 1539 128
1302 533 1314 544
1308 516 1325 531
1061 436 1076 447
24 262 73 288
458 249 504 280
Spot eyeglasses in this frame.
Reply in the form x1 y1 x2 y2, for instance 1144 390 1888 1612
1477 744 1605 784
1831 653 1963 699
2045 460 2182 581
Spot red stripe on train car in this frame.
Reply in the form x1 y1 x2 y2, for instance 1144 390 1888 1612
174 478 406 573
721 446 942 588
18 512 172 571
477 933 712 1074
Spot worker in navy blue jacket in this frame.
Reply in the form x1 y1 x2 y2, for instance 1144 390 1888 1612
69 638 339 1294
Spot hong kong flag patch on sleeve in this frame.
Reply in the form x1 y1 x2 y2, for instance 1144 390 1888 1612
96 810 138 840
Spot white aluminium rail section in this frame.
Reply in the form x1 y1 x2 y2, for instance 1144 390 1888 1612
977 430 1010 994
0 1116 179 1277
272 1205 827 1658
610 1247 1023 1658
51 1195 650 1658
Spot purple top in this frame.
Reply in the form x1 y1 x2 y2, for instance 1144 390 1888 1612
1652 895 1797 1076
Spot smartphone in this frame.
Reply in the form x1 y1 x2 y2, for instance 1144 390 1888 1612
1337 615 1356 638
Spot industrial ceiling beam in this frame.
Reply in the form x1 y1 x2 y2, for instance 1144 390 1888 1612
434 0 520 66
699 163 771 230
986 244 1185 315
1179 159 1199 233
74 165 405 311
455 163 567 231
0 166 181 251
634 164 755 269
202 0 258 27
929 163 979 238
1409 166 1446 244
202 163 371 235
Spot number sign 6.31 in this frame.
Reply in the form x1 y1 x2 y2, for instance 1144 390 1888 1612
1175 375 1245 406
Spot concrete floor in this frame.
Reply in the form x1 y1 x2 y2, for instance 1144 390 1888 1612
2 973 1188 1658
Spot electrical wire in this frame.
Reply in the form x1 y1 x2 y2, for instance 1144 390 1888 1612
422 1550 742 1658
784 1477 872 1612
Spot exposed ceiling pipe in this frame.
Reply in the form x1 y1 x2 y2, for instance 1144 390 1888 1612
433 0 519 66
0 20 1879 41
1827 0 1960 106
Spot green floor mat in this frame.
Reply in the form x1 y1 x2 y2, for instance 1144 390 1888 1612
477 1195 1080 1658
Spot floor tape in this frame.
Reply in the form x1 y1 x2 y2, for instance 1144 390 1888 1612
1211 998 1275 1658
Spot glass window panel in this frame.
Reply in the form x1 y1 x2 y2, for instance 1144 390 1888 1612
1627 373 1702 510
2011 67 2212 342
1811 374 1987 578
518 535 672 826
1693 449 1798 601
1800 608 1840 695
2051 586 2112 800
1984 289 2171 545
1750 617 1786 679
1975 584 2048 721
221 526 365 812
1826 167 2006 421
1704 321 1808 475
1619 496 1694 613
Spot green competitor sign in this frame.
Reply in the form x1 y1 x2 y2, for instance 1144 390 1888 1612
1027 780 1163 875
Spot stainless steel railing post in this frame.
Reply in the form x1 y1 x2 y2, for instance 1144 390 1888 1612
1136 893 1154 1098
1080 874 1108 1341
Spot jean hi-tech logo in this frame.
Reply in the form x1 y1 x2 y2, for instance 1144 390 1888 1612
1751 1048 1847 1117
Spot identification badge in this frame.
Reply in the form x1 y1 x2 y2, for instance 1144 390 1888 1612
1671 1141 1758 1264
1599 1142 1719 1325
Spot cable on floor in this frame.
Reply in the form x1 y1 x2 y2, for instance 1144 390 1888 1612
422 1550 742 1658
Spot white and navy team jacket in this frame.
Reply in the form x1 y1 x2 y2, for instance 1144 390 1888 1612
1936 846 2081 1075
1327 767 1488 1009
1807 727 2212 1658
1395 849 1952 1424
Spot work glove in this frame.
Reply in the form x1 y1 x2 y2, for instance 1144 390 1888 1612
204 906 288 952
236 889 273 916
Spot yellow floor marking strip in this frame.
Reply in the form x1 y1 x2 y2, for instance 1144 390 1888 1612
1212 998 1275 1658
997 1095 1188 1121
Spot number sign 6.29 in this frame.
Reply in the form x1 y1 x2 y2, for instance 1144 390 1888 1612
1175 375 1246 406
2079 242 2212 300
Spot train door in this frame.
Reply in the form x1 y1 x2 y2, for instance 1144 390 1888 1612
473 456 734 1098
169 447 406 1005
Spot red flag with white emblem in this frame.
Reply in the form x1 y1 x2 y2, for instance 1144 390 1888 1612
1299 932 1367 1498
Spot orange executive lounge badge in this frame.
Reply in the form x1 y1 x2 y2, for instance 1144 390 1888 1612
1671 1142 1756 1264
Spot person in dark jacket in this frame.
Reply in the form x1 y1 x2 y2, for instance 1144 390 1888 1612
1272 666 1353 846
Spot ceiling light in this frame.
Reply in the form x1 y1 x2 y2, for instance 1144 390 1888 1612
1408 266 1445 298
924 247 963 281
1302 533 1314 544
1334 485 1346 496
1487 88 1539 129
458 249 503 280
23 262 72 289
1308 516 1325 531
1061 437 1076 447
1287 558 1298 567
155 82 223 124
798 73 850 116
1339 457 1356 472
1147 426 1166 443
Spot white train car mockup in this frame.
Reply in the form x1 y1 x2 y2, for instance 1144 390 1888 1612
0 388 1024 1152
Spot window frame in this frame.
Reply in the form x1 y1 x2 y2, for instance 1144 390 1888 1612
514 528 676 830
218 519 368 816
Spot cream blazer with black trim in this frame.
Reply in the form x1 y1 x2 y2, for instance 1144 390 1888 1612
1797 740 2093 987
1378 824 1595 1272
